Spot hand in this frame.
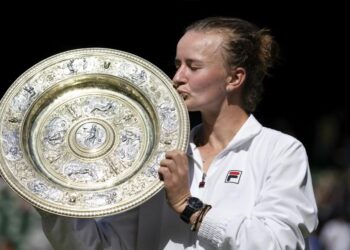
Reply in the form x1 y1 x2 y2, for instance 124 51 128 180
158 150 191 214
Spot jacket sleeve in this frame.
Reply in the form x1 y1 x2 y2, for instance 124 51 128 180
198 137 318 249
38 207 138 250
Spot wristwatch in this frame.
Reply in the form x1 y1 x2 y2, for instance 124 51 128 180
180 196 204 223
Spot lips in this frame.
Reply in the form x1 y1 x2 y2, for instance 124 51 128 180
177 91 189 100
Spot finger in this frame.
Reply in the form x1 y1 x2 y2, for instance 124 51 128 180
165 150 187 165
165 150 182 159
160 158 176 172
159 170 177 189
158 165 171 180
165 150 188 171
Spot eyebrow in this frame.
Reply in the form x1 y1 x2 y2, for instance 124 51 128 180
174 58 203 65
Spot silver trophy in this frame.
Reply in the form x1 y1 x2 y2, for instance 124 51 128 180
0 48 189 217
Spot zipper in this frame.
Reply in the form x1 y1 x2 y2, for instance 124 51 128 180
198 172 206 188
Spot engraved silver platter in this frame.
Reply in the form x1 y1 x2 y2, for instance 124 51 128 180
0 48 189 217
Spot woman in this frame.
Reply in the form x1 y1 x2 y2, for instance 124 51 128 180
40 17 318 250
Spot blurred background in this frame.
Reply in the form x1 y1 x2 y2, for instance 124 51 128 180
1 1 348 249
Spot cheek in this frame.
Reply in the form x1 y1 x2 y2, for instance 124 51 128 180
190 73 226 93
190 79 210 92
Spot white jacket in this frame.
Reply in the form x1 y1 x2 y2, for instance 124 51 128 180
40 115 318 249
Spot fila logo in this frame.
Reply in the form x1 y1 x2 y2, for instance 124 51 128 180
225 170 242 184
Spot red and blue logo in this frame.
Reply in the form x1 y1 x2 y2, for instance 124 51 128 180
225 170 242 184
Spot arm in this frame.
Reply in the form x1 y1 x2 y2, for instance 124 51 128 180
38 207 138 250
198 138 318 249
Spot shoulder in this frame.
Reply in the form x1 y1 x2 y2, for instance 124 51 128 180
260 126 301 145
251 126 310 181
246 115 304 150
254 126 307 157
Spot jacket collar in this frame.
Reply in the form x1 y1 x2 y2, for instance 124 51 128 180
188 114 262 153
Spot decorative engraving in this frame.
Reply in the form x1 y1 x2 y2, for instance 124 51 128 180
13 162 34 181
2 131 22 161
66 58 87 74
158 103 178 132
63 162 104 182
117 129 141 161
24 86 36 99
91 102 113 114
118 62 148 85
27 180 50 201
104 61 111 69
0 48 189 217
12 85 37 112
75 122 107 149
44 117 68 146
45 150 62 163
8 117 21 123
65 104 82 121
83 191 120 207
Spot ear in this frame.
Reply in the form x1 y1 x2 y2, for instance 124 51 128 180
226 67 246 92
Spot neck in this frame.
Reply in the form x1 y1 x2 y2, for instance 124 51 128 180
198 106 249 149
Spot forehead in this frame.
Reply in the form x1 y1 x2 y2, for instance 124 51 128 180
176 31 225 59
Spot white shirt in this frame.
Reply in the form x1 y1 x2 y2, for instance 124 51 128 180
41 115 318 250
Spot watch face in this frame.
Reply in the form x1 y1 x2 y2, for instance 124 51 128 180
188 197 203 210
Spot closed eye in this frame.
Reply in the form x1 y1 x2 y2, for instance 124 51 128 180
174 59 203 71
189 65 201 71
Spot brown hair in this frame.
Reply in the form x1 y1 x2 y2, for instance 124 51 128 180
186 17 279 112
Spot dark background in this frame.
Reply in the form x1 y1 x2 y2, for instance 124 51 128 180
2 1 348 168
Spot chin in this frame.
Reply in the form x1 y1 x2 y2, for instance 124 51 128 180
184 101 200 112
186 106 199 112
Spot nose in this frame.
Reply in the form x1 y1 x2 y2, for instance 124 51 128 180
172 66 186 88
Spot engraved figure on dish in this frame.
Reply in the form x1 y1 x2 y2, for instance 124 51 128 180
66 58 87 74
24 86 36 99
12 85 37 112
113 109 137 126
63 163 103 182
158 103 177 132
118 62 148 85
65 103 82 121
43 117 68 146
44 150 62 163
8 117 21 123
2 131 22 161
83 192 119 207
86 124 98 143
90 102 113 115
116 129 141 162
84 98 115 118
27 180 49 198
75 123 107 149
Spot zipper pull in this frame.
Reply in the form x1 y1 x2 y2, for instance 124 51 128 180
199 173 206 188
